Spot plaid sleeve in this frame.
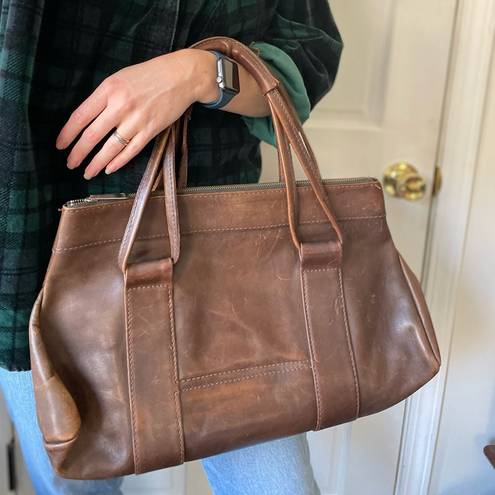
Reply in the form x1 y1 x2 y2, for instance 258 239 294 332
258 0 343 109
242 41 311 146
241 1 343 146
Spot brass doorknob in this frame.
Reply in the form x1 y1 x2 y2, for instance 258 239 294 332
383 162 427 201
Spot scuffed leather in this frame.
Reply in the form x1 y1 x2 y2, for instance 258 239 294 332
29 291 81 446
29 37 441 480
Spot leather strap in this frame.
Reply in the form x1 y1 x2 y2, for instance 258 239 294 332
191 37 343 248
175 88 286 185
176 109 192 189
270 104 299 249
118 37 344 273
162 125 181 263
299 242 360 429
124 259 184 472
154 108 192 191
118 128 171 272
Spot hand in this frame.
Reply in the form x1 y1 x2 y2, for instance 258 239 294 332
56 49 218 179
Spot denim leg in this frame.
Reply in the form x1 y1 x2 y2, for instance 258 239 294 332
0 367 123 495
201 434 320 495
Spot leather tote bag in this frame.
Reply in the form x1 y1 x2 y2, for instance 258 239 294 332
29 37 441 479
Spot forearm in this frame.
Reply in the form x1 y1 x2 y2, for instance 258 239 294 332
189 49 270 118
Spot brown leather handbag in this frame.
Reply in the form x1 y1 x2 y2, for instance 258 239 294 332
29 37 441 479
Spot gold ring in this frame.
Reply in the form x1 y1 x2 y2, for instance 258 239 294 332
112 130 131 146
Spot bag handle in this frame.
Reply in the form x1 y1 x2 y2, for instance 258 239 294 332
188 38 343 246
118 37 343 273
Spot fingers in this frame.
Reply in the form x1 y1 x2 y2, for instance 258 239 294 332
83 121 148 179
105 130 154 175
66 107 119 169
57 64 178 179
56 85 108 150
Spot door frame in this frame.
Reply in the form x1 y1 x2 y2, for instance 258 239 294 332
394 1 495 493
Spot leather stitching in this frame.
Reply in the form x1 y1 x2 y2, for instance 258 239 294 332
125 289 140 472
185 223 302 234
173 391 184 464
338 269 360 418
183 218 380 234
127 282 185 468
53 234 168 252
167 286 185 464
181 364 310 392
301 268 322 430
181 360 310 383
53 216 385 252
304 267 338 273
128 284 168 291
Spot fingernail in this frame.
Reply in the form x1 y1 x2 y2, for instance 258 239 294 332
84 171 92 180
67 156 78 169
105 167 113 175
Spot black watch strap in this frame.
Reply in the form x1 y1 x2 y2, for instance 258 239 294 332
203 51 240 109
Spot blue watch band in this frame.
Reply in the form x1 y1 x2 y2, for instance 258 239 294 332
203 51 239 110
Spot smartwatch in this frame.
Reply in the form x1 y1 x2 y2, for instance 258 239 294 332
202 51 240 109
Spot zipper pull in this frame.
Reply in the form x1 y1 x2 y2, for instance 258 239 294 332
64 193 133 209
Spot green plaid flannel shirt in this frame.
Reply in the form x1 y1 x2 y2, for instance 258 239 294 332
0 0 342 370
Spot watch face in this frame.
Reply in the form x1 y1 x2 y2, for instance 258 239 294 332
219 58 240 94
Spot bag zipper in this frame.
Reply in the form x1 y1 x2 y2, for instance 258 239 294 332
64 177 375 209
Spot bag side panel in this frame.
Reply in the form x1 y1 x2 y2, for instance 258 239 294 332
38 238 135 479
341 218 440 417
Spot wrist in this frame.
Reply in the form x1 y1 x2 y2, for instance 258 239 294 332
184 49 219 104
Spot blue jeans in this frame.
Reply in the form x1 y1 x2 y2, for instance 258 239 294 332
0 368 320 495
